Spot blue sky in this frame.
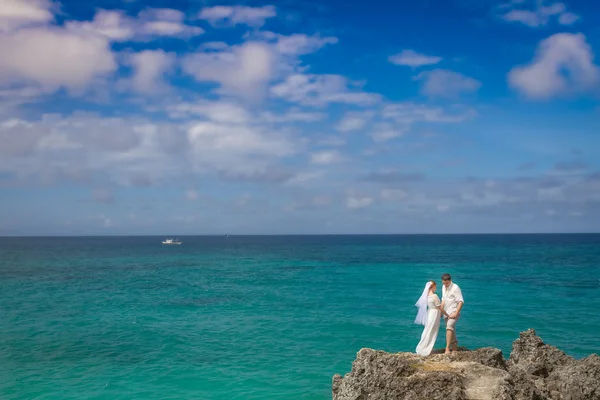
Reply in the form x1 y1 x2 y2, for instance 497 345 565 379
1 0 599 235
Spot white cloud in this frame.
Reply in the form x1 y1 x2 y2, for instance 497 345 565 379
0 118 43 157
259 109 327 123
182 41 275 100
198 5 276 27
382 102 476 125
187 120 296 174
436 204 450 212
252 32 338 55
336 111 373 132
508 33 599 99
239 32 339 78
557 12 579 25
99 216 115 228
0 27 117 93
271 74 381 107
199 41 230 51
139 8 202 37
65 8 204 41
0 107 304 185
125 50 176 94
66 10 133 41
0 86 46 116
310 150 343 165
0 113 193 187
168 100 325 126
277 34 337 55
168 100 252 123
499 1 579 27
389 50 442 68
0 6 202 97
415 69 481 98
361 102 476 143
346 196 374 209
369 122 405 143
0 0 54 32
284 170 326 186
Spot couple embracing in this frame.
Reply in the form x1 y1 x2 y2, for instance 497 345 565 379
415 273 464 356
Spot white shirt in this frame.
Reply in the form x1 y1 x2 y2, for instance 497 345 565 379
442 282 464 314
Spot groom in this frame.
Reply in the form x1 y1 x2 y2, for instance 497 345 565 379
441 273 464 354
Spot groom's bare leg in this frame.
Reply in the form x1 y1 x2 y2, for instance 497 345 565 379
445 318 458 354
445 328 453 354
452 330 458 352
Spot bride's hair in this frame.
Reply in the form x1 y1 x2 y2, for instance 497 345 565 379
428 280 436 290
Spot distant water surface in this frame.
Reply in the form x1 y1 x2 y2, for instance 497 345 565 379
1 234 599 399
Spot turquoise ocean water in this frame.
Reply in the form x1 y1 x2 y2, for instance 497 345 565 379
1 234 599 399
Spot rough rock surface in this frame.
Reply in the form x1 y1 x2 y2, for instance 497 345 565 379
509 329 600 399
508 329 574 377
332 329 600 400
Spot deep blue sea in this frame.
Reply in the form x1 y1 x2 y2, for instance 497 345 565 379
1 234 599 399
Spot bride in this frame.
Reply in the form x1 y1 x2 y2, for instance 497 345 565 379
415 280 446 356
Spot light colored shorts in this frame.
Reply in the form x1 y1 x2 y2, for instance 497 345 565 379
444 316 459 331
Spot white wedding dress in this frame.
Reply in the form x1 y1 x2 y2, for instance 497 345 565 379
415 294 441 356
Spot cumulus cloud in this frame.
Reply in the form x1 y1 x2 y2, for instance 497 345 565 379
310 150 343 165
65 8 204 41
283 170 326 187
382 102 476 125
0 0 54 32
414 69 481 98
0 118 44 158
167 100 325 128
0 114 164 185
508 33 599 99
182 41 275 101
248 31 338 55
271 74 381 106
198 5 276 27
3 0 598 235
0 5 204 97
168 100 252 123
389 50 442 68
181 31 340 101
329 102 476 143
0 27 117 93
369 122 406 143
499 1 580 27
124 50 176 94
346 195 374 209
336 111 373 132
187 120 296 174
259 110 327 123
0 106 306 186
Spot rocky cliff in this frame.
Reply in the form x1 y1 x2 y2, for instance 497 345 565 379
332 329 600 400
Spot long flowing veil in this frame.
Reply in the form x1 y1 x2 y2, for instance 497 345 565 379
414 282 432 325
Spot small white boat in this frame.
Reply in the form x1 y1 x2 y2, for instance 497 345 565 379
162 238 182 245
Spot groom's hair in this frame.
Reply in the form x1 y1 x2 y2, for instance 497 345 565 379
441 273 451 281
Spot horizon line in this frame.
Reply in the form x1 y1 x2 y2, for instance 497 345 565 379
1 232 599 238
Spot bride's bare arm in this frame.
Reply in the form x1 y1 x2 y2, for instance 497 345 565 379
435 296 448 316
